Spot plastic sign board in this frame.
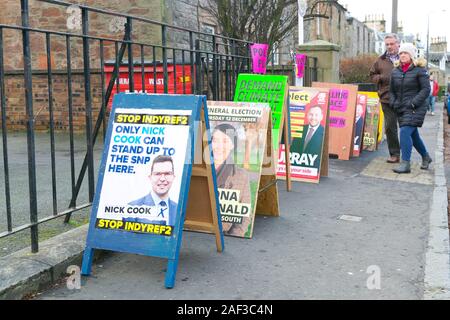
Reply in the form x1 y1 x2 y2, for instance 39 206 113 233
81 93 223 289
207 101 275 238
250 43 269 74
312 82 358 160
295 54 307 79
277 87 329 183
378 106 385 145
361 91 381 152
233 74 290 153
353 93 368 157
234 74 292 191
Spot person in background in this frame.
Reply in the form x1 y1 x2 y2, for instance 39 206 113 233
428 74 439 116
370 33 401 164
389 43 432 174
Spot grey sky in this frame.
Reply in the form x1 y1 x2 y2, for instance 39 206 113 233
340 0 450 51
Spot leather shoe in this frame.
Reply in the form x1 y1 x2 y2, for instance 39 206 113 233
386 156 400 163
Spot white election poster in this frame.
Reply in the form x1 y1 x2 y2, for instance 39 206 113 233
95 108 191 237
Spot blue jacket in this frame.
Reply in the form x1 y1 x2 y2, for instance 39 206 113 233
127 194 178 226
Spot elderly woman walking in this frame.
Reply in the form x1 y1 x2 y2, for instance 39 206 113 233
389 43 432 174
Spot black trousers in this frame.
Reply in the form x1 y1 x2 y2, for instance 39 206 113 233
381 102 400 157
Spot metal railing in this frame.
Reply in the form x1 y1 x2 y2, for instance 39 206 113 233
0 0 317 253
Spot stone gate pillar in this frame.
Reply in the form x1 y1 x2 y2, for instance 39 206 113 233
297 40 341 83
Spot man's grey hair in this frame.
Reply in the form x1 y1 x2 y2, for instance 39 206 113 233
384 33 400 43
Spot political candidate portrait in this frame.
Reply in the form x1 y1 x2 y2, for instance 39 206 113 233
290 105 325 160
127 155 178 227
354 103 365 147
211 123 251 237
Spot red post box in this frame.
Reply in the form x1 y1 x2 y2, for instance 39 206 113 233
104 60 193 110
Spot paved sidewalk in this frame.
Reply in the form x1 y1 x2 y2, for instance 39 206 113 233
34 104 449 300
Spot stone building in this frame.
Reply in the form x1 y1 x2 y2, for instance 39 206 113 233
428 37 450 86
302 0 375 58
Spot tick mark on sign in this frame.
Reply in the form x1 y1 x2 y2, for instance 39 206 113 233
338 215 363 222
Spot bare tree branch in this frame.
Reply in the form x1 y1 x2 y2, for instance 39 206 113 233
201 0 298 55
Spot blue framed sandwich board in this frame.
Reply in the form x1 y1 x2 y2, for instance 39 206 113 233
81 93 224 288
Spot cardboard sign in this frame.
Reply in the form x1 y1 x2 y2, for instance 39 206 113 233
277 87 330 183
81 93 223 289
353 93 368 157
207 101 278 238
234 74 292 191
234 74 289 152
250 43 269 74
361 91 381 152
312 82 358 160
295 54 307 79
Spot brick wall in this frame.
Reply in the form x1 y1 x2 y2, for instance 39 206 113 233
1 71 103 131
0 0 167 131
1 0 165 71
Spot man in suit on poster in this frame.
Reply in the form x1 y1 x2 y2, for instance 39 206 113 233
127 155 178 227
290 105 325 159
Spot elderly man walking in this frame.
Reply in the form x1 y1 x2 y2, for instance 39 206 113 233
370 33 401 163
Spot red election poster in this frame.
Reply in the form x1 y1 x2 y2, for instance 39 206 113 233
353 93 368 157
277 87 329 183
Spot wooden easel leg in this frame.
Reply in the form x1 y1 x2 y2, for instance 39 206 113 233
81 247 94 276
165 258 179 289
214 228 224 253
201 111 225 253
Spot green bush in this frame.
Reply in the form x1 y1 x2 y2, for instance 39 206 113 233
439 85 447 98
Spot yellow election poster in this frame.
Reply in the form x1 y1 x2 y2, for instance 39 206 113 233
361 91 381 152
378 105 385 145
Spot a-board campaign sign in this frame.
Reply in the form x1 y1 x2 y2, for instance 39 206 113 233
207 101 272 238
378 106 385 145
81 93 223 289
277 87 329 183
234 73 292 191
353 93 368 157
233 74 289 153
312 82 358 160
361 91 381 152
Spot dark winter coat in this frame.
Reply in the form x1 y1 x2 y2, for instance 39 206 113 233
389 58 430 128
369 52 396 104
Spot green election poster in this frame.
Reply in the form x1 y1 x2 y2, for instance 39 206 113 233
234 74 289 152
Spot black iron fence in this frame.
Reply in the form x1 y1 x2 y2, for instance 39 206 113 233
0 0 317 253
